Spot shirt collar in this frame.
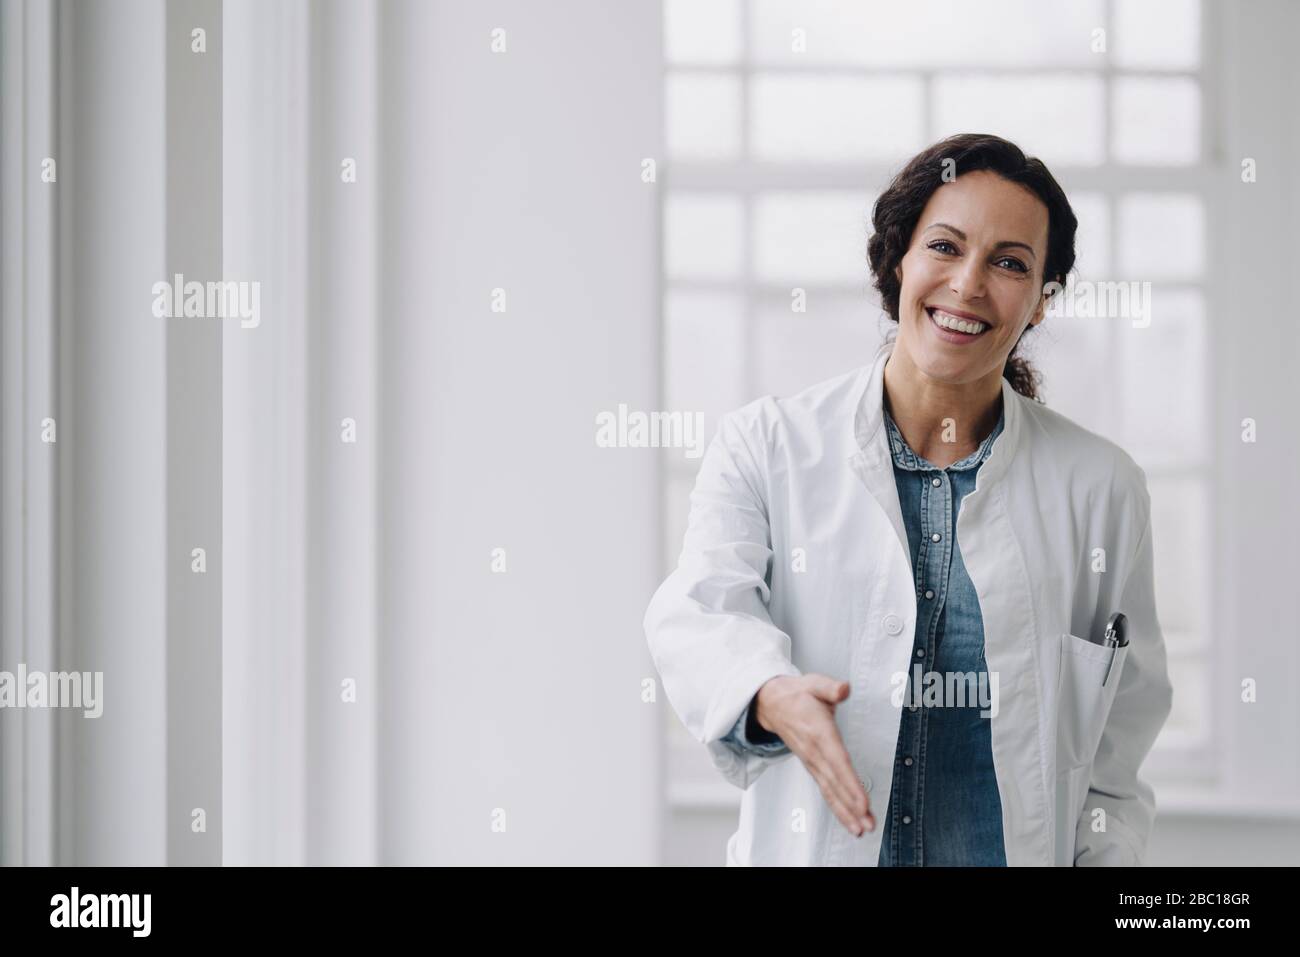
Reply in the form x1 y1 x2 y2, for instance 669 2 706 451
882 397 1006 473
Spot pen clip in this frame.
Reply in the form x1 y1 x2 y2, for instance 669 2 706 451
1102 611 1127 686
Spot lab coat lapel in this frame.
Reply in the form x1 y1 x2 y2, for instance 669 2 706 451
955 376 1053 865
845 340 911 575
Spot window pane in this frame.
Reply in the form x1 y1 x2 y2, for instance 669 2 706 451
753 296 884 399
750 0 1106 68
1032 316 1118 438
1156 656 1208 745
665 193 744 280
751 74 925 162
1120 289 1207 468
1148 474 1211 644
664 0 741 65
662 471 697 579
664 290 746 437
1112 0 1200 69
667 73 742 160
1113 76 1200 165
1069 191 1110 279
753 191 873 284
1117 193 1204 280
933 75 1105 167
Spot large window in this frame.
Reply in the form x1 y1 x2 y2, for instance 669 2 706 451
659 0 1213 804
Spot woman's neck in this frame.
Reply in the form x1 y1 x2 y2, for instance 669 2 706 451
881 349 1004 468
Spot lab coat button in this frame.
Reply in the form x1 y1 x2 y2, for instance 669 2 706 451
882 613 904 635
859 775 873 792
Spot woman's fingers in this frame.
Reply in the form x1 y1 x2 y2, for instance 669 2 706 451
780 675 876 836
804 742 860 822
820 730 874 828
811 765 865 837
793 707 873 831
814 745 874 833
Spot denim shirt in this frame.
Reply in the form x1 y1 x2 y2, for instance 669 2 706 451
721 398 1008 866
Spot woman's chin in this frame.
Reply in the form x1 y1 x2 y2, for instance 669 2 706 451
914 349 976 381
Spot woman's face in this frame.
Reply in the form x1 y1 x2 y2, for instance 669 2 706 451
892 169 1051 387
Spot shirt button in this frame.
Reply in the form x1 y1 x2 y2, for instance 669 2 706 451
914 648 925 658
882 613 903 635
931 532 941 542
909 705 919 712
903 756 914 767
924 589 935 600
902 815 912 825
931 477 941 486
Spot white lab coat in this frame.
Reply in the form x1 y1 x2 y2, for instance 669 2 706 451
644 337 1173 866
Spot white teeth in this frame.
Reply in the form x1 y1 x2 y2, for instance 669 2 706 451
929 309 988 335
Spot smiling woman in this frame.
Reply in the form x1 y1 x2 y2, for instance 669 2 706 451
867 133 1079 408
645 129 1173 867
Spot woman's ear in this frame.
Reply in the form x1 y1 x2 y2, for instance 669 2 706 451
1028 288 1049 327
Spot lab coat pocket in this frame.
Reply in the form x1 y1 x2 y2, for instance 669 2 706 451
1055 632 1129 772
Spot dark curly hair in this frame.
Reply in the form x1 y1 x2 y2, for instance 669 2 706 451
866 133 1078 403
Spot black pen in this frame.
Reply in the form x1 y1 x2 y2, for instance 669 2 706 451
1102 612 1128 686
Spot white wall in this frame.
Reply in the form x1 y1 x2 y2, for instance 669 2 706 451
3 0 662 866
222 0 664 864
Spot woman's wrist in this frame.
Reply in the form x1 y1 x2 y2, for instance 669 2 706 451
753 676 795 737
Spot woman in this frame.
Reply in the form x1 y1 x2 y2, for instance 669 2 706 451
643 133 1173 867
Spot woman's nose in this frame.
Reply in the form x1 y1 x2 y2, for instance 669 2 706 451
949 258 987 302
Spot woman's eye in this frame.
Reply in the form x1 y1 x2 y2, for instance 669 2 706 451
927 241 1026 273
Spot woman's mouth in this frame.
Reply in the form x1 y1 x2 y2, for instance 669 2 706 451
926 306 990 342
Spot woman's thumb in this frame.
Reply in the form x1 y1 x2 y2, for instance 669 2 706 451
810 675 851 703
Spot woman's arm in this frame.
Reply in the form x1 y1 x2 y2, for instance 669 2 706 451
643 407 802 790
721 692 791 755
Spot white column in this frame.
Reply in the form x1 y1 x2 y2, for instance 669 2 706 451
0 0 59 867
222 0 314 866
57 0 169 866
304 0 381 865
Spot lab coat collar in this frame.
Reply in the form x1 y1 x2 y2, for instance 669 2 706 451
845 336 1024 566
847 335 1023 491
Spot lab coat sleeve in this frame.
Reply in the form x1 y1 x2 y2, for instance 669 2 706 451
1074 480 1174 866
643 408 802 790
721 694 792 756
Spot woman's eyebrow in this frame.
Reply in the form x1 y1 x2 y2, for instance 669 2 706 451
924 222 1037 259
